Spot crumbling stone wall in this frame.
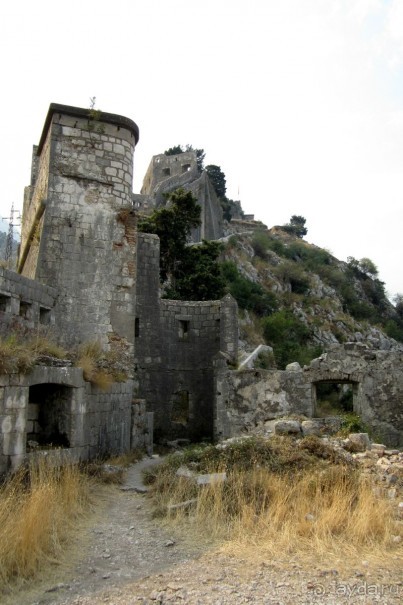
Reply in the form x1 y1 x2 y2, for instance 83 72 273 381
0 267 56 336
214 358 312 440
138 151 224 242
18 104 139 350
214 344 403 446
0 365 150 474
135 233 238 441
140 151 198 196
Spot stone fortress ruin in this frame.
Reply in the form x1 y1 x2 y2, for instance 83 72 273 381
0 103 402 474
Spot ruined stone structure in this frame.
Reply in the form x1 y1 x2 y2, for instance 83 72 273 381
215 344 403 447
135 232 238 440
19 104 139 350
134 151 224 242
0 104 238 473
0 103 401 474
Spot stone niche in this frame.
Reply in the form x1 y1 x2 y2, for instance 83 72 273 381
0 365 150 475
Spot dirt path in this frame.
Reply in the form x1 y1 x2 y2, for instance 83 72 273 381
4 457 403 605
3 457 207 605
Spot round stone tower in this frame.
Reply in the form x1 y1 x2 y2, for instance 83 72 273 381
19 104 140 350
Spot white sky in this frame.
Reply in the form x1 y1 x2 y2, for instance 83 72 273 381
1 0 402 297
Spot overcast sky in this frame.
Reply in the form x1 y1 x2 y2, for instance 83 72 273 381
1 0 402 298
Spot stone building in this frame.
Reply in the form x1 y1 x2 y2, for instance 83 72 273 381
134 151 224 242
0 103 238 473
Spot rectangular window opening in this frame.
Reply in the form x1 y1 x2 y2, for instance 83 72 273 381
179 320 189 340
163 167 171 176
19 301 32 319
39 307 51 325
171 390 190 425
135 317 140 337
0 293 11 313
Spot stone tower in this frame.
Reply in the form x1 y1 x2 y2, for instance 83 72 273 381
18 104 140 350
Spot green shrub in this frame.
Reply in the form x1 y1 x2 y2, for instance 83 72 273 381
262 310 321 369
273 261 310 294
384 319 403 343
340 413 369 435
220 261 278 316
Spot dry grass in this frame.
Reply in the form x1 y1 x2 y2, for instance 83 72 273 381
0 456 91 589
0 334 67 374
107 449 145 467
147 438 403 567
75 341 114 390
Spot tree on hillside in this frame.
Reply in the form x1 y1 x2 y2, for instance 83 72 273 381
358 257 378 278
394 293 403 318
164 145 183 156
138 188 225 300
205 165 227 199
281 215 308 238
138 188 201 283
168 240 225 300
347 257 379 279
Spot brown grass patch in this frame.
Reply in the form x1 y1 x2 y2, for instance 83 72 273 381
0 456 91 590
75 341 114 390
147 438 403 568
0 334 68 374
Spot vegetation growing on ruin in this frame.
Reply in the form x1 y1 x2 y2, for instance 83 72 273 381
138 188 226 300
0 334 128 387
0 334 67 374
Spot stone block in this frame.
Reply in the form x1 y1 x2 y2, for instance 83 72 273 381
197 472 227 485
4 387 27 409
301 420 322 437
347 433 371 452
274 420 302 435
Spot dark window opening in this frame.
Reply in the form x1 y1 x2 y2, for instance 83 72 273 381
315 381 355 417
0 294 10 313
26 383 72 450
39 307 51 325
163 167 171 176
179 320 189 340
135 317 140 337
182 163 191 173
171 390 190 425
19 301 31 319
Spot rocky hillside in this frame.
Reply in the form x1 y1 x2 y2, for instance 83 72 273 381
220 225 403 368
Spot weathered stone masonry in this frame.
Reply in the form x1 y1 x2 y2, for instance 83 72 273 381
0 366 139 474
19 104 139 350
1 102 402 474
134 231 239 441
214 344 403 447
0 266 56 335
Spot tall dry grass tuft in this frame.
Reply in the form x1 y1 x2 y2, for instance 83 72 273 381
75 341 114 390
0 333 68 374
0 456 91 588
156 464 402 566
